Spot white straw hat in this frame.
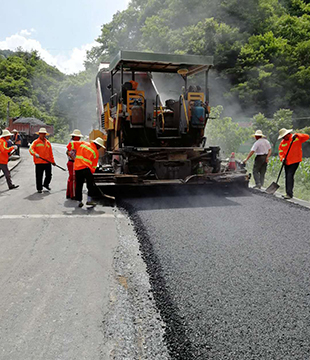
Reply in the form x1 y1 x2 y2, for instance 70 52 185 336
278 128 292 140
252 130 266 138
12 129 18 133
70 129 83 137
36 127 50 135
0 129 13 138
91 137 106 148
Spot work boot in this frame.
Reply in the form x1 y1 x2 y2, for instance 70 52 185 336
283 194 292 199
86 200 97 206
38 190 42 193
43 185 51 190
78 202 84 208
9 184 19 190
253 185 261 189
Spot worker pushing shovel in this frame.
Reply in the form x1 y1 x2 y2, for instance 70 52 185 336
265 128 309 198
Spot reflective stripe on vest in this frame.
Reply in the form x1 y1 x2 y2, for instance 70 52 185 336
75 155 93 165
80 144 96 158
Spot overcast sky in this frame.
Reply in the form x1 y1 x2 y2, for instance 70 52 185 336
0 0 130 74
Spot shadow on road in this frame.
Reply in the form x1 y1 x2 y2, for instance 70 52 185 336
23 192 52 201
116 185 252 211
62 206 106 216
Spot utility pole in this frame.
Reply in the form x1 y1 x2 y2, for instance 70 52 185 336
6 101 10 127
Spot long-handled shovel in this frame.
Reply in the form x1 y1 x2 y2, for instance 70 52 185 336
38 156 67 171
265 138 294 194
93 181 116 201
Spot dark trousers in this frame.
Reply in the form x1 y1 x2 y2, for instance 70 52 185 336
15 145 20 156
253 155 267 187
284 162 299 197
0 163 13 188
35 163 52 191
75 167 95 202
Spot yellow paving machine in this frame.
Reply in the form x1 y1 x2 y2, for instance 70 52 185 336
94 50 248 188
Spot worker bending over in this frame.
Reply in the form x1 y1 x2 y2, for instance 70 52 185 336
74 137 105 207
29 127 55 193
278 128 309 199
0 130 19 189
66 129 83 199
243 130 271 189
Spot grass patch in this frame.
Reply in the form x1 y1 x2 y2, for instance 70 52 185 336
234 154 310 201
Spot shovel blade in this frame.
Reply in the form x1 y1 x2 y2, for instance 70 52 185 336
265 182 280 194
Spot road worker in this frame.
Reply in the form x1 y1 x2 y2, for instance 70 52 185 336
74 137 105 207
243 130 272 189
29 127 55 193
66 129 83 199
12 129 21 156
0 130 19 189
278 128 309 199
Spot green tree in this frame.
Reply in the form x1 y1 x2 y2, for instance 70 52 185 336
52 70 97 135
252 108 293 151
206 105 252 155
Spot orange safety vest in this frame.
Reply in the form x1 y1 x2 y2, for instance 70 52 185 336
0 138 14 164
29 138 55 164
74 142 99 173
278 133 309 166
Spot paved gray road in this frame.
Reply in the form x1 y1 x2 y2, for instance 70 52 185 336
121 187 310 359
0 146 119 360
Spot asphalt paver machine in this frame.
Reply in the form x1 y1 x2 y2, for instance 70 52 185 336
94 50 248 188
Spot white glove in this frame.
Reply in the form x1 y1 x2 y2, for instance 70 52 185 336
35 153 40 158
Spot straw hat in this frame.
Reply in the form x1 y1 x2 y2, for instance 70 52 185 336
278 128 292 140
70 129 83 138
91 137 106 148
252 130 266 138
12 129 18 133
36 127 50 135
0 129 13 138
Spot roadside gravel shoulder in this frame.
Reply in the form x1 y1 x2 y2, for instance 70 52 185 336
101 208 170 360
250 185 310 210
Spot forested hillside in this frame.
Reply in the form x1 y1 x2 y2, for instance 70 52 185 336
87 0 310 127
0 50 96 141
1 0 310 143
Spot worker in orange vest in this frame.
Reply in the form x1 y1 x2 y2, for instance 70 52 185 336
0 130 19 189
74 137 105 207
278 128 309 199
29 127 55 193
66 129 83 199
12 129 21 156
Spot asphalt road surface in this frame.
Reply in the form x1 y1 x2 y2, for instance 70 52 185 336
0 145 119 360
121 186 310 359
2 145 310 359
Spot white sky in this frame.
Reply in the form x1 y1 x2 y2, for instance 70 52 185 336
0 0 130 74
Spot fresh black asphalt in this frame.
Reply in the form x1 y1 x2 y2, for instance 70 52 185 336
119 186 310 359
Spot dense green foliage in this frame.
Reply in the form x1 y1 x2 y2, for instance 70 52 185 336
2 0 310 147
0 50 96 143
87 0 310 124
251 109 293 151
206 105 252 155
